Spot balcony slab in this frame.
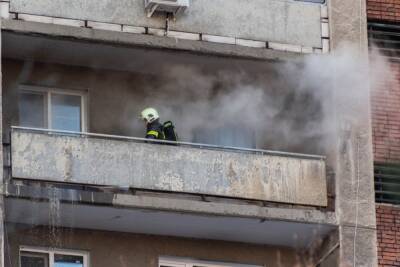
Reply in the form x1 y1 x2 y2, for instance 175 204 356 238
11 129 328 206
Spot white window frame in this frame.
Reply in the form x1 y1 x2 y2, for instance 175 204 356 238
19 85 88 132
20 246 90 267
159 257 262 267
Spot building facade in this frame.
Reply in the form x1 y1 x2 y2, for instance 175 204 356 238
0 0 377 266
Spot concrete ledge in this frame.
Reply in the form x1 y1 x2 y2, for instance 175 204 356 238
112 193 338 225
1 19 302 61
5 183 337 226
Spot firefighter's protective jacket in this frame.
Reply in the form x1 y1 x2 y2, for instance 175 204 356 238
145 119 165 140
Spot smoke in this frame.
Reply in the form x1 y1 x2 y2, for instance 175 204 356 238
8 43 387 157
129 43 389 155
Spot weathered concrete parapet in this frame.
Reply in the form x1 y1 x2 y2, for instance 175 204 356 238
11 129 328 206
9 0 323 49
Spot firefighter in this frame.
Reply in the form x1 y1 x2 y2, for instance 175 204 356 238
140 107 165 140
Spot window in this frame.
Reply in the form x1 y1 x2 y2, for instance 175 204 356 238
368 21 400 60
294 0 325 3
159 257 262 267
19 86 87 132
20 247 89 267
375 163 400 204
193 125 256 149
21 251 49 267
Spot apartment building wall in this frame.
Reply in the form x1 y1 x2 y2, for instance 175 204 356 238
367 1 400 266
0 0 378 265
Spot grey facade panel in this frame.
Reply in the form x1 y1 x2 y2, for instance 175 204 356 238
10 0 323 48
11 130 328 206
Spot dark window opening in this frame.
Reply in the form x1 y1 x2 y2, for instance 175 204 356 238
368 21 400 61
375 163 400 204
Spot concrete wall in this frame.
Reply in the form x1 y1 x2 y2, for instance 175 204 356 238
0 0 378 264
5 224 300 267
329 0 378 265
9 0 324 49
11 130 327 206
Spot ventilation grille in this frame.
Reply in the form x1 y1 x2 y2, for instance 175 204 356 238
368 21 400 61
375 163 400 204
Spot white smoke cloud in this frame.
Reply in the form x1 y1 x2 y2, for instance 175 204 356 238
124 44 389 156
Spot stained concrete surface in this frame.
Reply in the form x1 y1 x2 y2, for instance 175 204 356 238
5 198 336 248
328 0 378 264
5 183 337 226
339 226 378 267
2 20 301 61
10 0 323 48
11 130 328 206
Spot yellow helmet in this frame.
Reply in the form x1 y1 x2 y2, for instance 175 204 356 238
140 107 159 123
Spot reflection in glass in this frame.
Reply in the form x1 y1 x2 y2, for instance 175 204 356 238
20 252 49 267
54 254 84 267
51 94 82 132
19 92 46 128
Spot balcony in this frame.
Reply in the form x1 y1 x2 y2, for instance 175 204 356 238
10 127 328 207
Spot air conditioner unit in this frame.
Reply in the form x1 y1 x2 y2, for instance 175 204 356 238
144 0 190 18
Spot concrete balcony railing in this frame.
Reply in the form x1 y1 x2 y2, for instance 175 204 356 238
10 127 328 206
9 0 324 49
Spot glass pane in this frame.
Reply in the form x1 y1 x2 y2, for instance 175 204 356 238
20 252 49 267
19 91 46 128
51 93 82 132
54 254 84 267
295 0 325 3
193 125 256 149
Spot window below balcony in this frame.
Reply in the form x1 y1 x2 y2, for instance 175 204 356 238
18 85 87 132
159 257 261 267
20 247 89 267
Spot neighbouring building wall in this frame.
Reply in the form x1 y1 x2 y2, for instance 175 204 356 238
5 225 300 267
368 0 400 165
371 60 400 163
367 0 400 23
367 1 400 267
376 204 400 266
